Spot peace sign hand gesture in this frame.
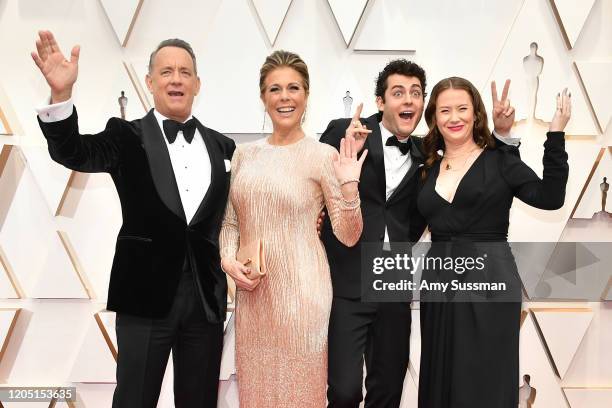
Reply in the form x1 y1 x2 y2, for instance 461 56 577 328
491 79 515 136
31 30 80 103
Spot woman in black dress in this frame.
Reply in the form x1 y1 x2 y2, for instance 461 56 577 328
417 77 571 407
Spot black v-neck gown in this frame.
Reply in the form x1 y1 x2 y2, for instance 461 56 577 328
416 133 568 408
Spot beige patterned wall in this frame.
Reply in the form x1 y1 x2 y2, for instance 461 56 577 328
0 0 611 407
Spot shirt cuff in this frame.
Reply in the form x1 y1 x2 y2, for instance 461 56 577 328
36 98 74 123
493 129 521 146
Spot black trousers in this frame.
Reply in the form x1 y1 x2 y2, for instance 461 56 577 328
112 270 223 408
327 297 412 408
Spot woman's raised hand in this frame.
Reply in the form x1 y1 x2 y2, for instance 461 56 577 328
550 88 571 132
333 134 368 199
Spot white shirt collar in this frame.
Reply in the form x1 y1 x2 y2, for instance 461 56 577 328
153 109 193 123
152 109 194 123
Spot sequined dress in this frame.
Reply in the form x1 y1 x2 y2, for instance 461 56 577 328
220 136 363 407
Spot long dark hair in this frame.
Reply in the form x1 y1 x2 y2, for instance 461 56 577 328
375 59 427 100
422 77 495 173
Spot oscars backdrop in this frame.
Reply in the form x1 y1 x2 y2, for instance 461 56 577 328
0 0 611 407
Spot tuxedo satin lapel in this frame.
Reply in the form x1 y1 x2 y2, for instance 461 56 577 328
140 110 186 222
386 136 425 205
387 160 420 205
364 114 386 199
189 121 224 226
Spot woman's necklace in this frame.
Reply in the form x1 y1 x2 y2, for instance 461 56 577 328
443 146 481 171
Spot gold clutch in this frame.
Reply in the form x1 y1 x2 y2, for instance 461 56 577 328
236 239 266 279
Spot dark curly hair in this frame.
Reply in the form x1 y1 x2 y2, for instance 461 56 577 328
375 59 427 101
423 77 496 173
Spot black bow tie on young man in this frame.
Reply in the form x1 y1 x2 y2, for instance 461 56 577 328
385 135 411 155
163 118 197 144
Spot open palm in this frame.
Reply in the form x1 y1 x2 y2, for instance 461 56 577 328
31 30 79 101
333 135 368 183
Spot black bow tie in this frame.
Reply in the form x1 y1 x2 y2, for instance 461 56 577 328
385 135 410 155
163 118 197 144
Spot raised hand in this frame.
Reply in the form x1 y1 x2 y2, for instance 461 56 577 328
333 135 368 200
31 30 80 103
345 103 371 153
491 79 515 136
550 88 571 132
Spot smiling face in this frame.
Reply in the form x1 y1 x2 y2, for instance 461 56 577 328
434 88 475 146
376 74 424 140
260 66 308 133
146 46 200 122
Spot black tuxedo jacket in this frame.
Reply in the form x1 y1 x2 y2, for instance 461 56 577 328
320 113 427 299
38 108 235 322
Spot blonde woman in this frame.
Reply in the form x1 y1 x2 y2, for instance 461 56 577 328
220 50 366 407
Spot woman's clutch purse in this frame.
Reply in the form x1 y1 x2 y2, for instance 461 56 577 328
236 239 266 279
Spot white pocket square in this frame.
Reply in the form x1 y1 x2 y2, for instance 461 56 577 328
224 159 231 172
418 163 424 168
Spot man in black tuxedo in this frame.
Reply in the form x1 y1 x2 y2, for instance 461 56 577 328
32 31 248 407
320 60 517 407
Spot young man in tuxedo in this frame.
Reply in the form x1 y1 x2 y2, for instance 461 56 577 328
320 59 516 407
32 31 251 407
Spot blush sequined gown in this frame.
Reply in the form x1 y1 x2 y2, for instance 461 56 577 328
220 136 363 407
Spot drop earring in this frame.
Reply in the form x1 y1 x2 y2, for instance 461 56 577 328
261 109 267 138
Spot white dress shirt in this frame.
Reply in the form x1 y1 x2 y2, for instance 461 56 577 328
380 123 412 243
37 99 211 223
153 110 211 223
